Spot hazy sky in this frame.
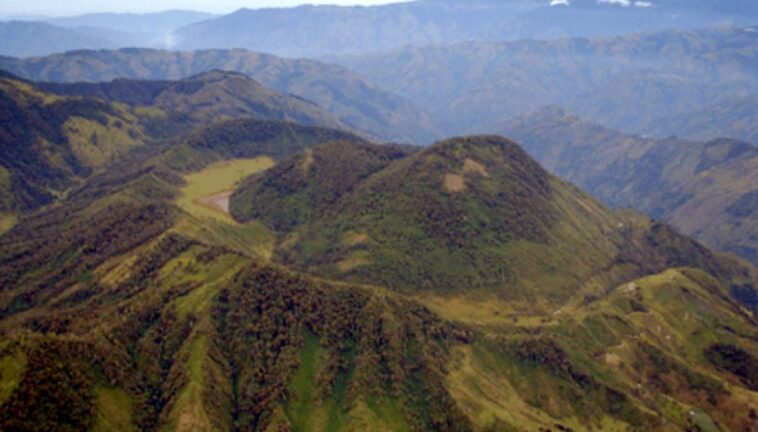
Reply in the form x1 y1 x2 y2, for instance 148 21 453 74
0 0 406 17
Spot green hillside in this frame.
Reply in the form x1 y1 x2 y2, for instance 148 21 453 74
0 73 166 212
230 136 756 312
1 73 757 432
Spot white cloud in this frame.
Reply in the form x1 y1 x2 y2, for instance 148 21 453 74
549 0 571 6
634 1 654 7
598 0 631 6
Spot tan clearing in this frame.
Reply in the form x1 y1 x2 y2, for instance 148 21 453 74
337 252 371 273
463 158 489 177
197 191 232 215
279 233 300 250
177 406 212 432
302 149 315 173
604 352 622 367
444 173 465 192
343 231 369 247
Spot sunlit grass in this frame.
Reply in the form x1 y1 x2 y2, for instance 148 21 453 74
93 387 134 432
177 157 274 223
162 336 214 432
0 350 25 405
0 213 17 236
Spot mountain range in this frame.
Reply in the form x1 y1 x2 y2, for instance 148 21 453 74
172 0 758 57
4 1 758 59
0 7 757 432
0 48 441 145
333 26 758 140
502 107 758 266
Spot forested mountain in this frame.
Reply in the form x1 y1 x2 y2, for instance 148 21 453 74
501 107 758 266
0 48 442 144
230 135 756 301
333 26 758 138
0 71 163 212
2 123 757 430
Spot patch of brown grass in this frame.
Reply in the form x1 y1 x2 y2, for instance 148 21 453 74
463 158 489 177
444 173 466 192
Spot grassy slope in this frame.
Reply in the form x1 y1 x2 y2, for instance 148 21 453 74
1 114 448 431
0 239 470 431
93 387 134 432
173 158 277 260
1 177 757 431
177 158 274 223
0 348 25 406
442 268 758 431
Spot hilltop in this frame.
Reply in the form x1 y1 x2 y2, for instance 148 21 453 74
231 136 757 311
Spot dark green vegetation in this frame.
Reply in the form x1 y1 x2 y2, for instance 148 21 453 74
231 141 413 231
501 107 758 266
1 70 758 432
705 343 758 390
0 49 441 144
